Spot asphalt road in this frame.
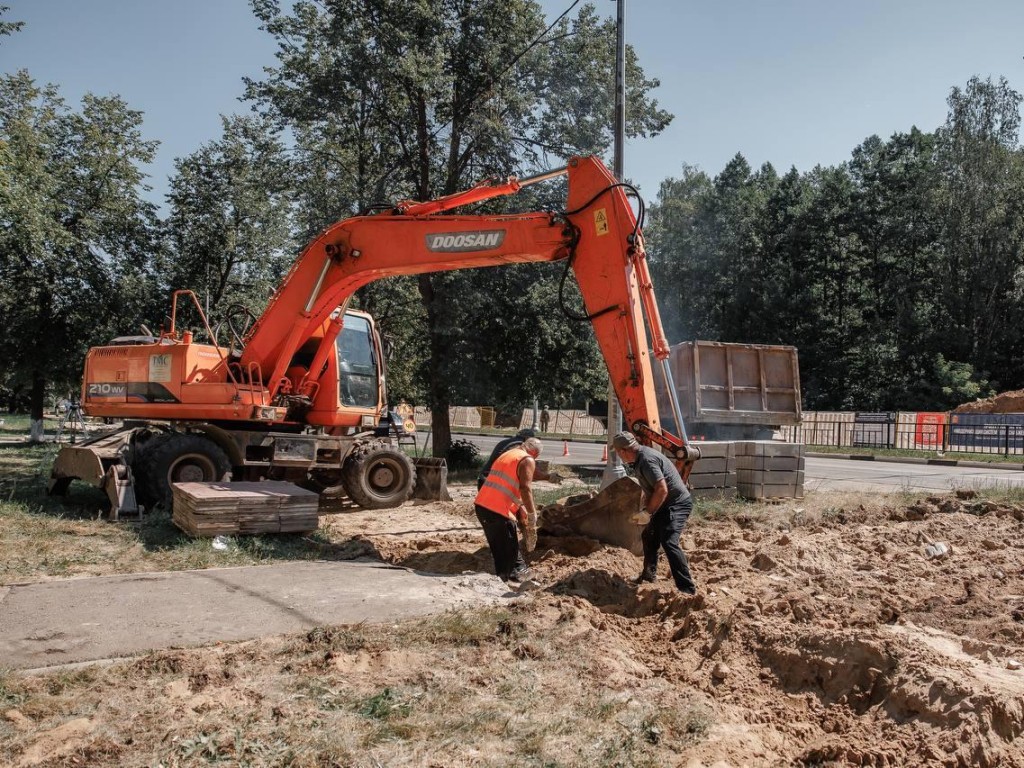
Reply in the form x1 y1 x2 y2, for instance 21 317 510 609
800 456 1024 494
433 432 1024 493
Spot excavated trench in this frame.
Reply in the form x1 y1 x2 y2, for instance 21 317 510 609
757 631 899 714
340 490 1024 768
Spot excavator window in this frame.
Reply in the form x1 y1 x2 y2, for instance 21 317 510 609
336 315 378 408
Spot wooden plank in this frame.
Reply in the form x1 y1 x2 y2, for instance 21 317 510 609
726 346 735 412
733 441 804 458
688 471 737 489
171 480 320 538
758 347 768 413
688 441 734 459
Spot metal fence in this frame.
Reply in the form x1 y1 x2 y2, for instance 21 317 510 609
782 412 1024 456
409 405 606 437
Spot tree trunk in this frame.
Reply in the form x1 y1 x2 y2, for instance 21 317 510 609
418 274 451 458
29 373 46 443
413 91 452 458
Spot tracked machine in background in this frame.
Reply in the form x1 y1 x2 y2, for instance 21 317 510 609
50 156 700 517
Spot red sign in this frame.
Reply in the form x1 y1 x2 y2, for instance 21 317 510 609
915 412 946 448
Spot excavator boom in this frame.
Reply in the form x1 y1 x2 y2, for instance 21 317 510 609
240 156 695 463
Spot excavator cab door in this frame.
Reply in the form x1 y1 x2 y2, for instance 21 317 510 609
335 313 382 409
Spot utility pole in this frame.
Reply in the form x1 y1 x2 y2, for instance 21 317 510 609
601 0 628 489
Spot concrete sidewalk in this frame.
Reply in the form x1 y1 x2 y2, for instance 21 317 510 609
0 560 510 670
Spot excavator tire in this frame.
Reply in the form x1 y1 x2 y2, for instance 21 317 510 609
340 441 416 510
134 432 232 509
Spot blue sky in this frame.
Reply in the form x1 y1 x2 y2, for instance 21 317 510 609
3 0 1023 206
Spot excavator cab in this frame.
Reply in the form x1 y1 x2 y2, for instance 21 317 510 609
336 314 380 409
302 308 387 429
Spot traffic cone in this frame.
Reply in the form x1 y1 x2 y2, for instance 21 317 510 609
562 440 570 457
601 444 608 462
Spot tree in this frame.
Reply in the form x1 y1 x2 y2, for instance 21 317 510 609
647 154 773 344
648 75 1024 413
844 129 945 408
246 0 673 455
163 114 295 331
646 164 713 341
0 4 23 41
936 76 1024 387
0 71 159 439
930 354 993 409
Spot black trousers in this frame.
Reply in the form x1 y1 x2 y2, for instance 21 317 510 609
475 505 525 580
641 497 696 594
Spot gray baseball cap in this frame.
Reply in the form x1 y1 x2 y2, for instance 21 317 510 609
612 431 639 450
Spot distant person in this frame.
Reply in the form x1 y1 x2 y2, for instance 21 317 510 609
474 436 543 582
612 431 697 595
477 428 537 490
540 407 550 433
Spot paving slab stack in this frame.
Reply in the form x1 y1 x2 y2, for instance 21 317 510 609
172 481 321 537
686 441 737 500
734 441 805 500
684 440 804 500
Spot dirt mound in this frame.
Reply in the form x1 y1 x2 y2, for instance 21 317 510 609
350 491 1024 764
11 491 1024 767
955 389 1024 414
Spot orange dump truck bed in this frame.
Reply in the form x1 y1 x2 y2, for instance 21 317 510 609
656 341 802 439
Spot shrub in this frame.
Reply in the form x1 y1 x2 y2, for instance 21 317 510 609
446 439 481 471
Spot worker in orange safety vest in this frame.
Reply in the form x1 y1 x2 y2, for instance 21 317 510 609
473 436 542 582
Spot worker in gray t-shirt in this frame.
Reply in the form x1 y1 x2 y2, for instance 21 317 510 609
612 431 696 595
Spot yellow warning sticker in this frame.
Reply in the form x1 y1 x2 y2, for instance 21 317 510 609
594 208 609 236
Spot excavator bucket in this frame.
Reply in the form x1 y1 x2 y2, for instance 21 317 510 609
49 429 140 519
412 457 452 501
538 477 646 555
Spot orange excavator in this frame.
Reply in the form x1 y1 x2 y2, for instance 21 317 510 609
50 155 700 517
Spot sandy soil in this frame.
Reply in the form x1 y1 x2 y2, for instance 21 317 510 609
320 486 1024 766
4 484 1024 766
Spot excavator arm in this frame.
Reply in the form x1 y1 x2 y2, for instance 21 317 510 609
240 156 699 471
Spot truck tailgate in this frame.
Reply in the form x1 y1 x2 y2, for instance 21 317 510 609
657 341 802 426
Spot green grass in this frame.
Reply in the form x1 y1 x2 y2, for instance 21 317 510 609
405 607 514 646
534 482 595 508
0 439 376 584
0 412 32 438
807 444 1024 464
953 480 1024 504
447 466 483 483
689 495 753 522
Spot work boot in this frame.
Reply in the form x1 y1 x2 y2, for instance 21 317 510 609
508 567 532 583
633 570 656 585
